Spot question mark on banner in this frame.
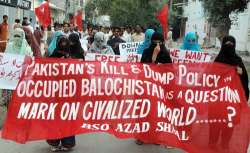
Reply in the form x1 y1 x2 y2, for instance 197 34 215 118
227 106 236 128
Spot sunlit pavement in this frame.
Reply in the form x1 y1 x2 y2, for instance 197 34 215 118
0 133 184 153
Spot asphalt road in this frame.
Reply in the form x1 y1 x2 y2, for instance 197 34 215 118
0 133 185 153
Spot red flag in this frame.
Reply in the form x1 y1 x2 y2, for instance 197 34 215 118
156 4 168 39
35 0 51 28
75 10 83 31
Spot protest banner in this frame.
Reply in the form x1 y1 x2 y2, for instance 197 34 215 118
170 49 211 63
0 53 141 90
0 53 26 90
2 58 250 153
119 42 211 63
119 42 142 56
85 53 141 62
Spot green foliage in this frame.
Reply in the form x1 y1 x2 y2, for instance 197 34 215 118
201 0 249 28
85 0 169 27
85 1 96 23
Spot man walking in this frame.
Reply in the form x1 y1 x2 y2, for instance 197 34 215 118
0 15 9 52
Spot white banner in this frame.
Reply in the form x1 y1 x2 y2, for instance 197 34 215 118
119 42 142 56
85 53 141 63
170 49 212 63
0 53 26 90
119 42 211 63
0 49 212 90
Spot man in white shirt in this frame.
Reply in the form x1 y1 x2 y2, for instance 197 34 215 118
122 26 132 42
132 25 145 42
63 23 70 37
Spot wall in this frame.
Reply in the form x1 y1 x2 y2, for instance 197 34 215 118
183 0 206 45
0 4 34 33
184 0 250 53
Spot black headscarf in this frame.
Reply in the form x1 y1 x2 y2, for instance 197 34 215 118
68 33 85 59
215 35 249 100
50 35 70 58
141 32 172 64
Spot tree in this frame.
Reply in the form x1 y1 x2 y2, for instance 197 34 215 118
85 0 169 28
201 0 250 40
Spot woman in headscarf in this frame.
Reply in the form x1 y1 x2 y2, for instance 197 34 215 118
47 35 76 152
48 31 64 56
5 28 32 56
68 33 85 59
209 35 249 150
141 32 172 64
180 32 201 51
137 29 155 54
137 32 172 146
50 35 70 58
215 35 249 100
89 32 114 55
0 28 33 108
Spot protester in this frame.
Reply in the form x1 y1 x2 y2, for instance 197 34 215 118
25 17 34 33
5 28 32 56
22 20 41 57
13 19 22 30
0 15 9 52
46 25 53 46
74 26 82 39
180 32 201 51
89 32 114 55
29 18 35 29
68 33 85 59
195 31 199 43
209 35 249 151
122 26 133 42
63 22 70 36
69 23 74 33
34 25 43 46
108 27 113 38
0 28 33 107
47 36 76 151
167 27 173 48
103 27 111 43
120 26 126 41
84 27 94 44
138 32 172 145
48 31 64 56
141 32 172 64
132 25 145 42
107 27 125 55
137 29 155 54
215 36 249 100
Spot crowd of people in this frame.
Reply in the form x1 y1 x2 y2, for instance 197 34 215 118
0 14 249 152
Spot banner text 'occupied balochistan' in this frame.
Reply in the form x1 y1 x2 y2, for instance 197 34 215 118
2 58 250 153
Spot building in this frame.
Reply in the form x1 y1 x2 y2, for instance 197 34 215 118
183 0 216 47
0 0 33 30
183 0 250 53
